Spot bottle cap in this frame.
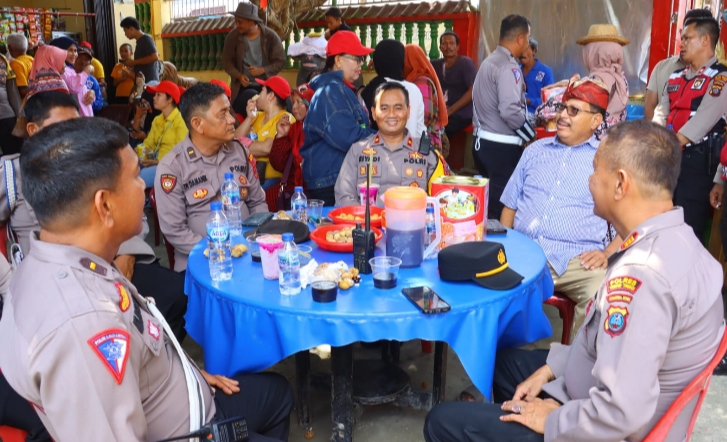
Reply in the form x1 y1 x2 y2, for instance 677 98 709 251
474 175 483 178
224 172 234 179
294 186 303 192
282 232 294 242
210 202 222 211
426 206 434 213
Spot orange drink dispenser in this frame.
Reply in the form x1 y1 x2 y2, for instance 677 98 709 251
382 187 440 268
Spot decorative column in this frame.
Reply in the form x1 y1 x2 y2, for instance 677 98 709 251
429 22 440 59
417 22 426 54
215 33 225 70
393 22 403 45
404 22 413 45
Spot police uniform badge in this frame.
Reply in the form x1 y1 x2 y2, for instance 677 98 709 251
405 167 414 177
512 69 522 84
116 282 131 312
88 329 130 384
416 169 424 178
148 320 161 340
160 174 177 194
604 306 629 337
241 187 249 198
239 175 248 185
187 148 197 159
193 188 208 199
692 78 706 90
248 153 259 179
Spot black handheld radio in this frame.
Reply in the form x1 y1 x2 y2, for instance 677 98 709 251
352 165 376 274
155 416 249 442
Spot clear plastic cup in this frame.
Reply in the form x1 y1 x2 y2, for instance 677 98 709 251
257 234 284 280
358 182 379 206
369 256 402 289
297 245 312 266
245 232 262 262
308 199 324 225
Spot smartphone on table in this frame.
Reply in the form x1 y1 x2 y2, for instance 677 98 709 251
402 286 451 314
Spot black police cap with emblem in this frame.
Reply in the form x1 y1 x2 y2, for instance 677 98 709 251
438 241 523 290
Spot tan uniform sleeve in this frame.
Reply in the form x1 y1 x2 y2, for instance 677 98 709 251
154 159 203 256
544 265 676 441
30 311 147 441
679 77 727 142
334 144 361 206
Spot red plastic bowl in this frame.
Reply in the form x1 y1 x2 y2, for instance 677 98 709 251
328 206 384 228
310 224 384 252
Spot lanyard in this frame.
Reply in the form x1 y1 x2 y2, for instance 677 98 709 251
153 118 176 157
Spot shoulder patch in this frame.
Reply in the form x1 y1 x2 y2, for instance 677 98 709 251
607 294 633 304
620 232 638 250
148 320 160 340
186 147 197 159
160 174 177 194
710 75 727 97
607 276 642 294
80 258 107 276
88 329 130 384
116 282 130 312
604 305 629 337
512 68 521 84
248 153 259 179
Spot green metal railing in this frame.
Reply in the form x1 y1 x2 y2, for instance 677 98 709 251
164 19 453 72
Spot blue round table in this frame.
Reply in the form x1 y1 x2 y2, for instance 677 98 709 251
184 217 554 440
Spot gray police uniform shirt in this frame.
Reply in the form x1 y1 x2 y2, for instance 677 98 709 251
658 55 727 142
472 45 528 135
0 234 215 441
154 137 268 271
0 154 156 261
542 208 724 441
334 132 438 207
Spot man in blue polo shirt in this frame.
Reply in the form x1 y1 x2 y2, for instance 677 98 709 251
521 38 554 114
501 76 621 335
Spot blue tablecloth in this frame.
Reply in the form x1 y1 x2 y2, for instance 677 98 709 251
184 221 554 399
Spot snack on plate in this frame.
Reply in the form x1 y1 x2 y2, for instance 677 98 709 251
276 210 291 220
325 226 355 243
204 243 248 258
337 267 360 290
336 213 381 222
312 262 347 283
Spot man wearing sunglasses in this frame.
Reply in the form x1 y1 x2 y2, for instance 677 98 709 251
499 76 623 339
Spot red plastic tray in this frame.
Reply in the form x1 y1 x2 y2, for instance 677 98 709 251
328 206 384 228
310 224 383 252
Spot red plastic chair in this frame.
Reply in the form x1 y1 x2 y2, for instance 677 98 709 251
0 426 28 442
148 188 175 270
544 292 576 345
643 326 727 441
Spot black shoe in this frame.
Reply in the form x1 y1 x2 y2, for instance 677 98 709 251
713 355 727 376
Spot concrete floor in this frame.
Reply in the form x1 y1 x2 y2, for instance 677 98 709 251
147 210 727 442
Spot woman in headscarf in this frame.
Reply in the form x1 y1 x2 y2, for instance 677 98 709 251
26 45 69 97
403 44 449 154
48 36 94 116
360 39 425 137
577 24 630 137
263 83 313 211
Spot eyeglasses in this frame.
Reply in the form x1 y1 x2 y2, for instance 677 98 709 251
555 103 598 117
340 54 366 64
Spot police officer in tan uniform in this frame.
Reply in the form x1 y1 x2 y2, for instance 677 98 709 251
0 118 293 441
423 120 725 441
155 82 268 272
335 82 449 206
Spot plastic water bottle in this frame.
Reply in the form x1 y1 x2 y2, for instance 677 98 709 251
424 205 436 247
291 186 307 223
221 172 242 237
207 202 232 281
278 232 301 295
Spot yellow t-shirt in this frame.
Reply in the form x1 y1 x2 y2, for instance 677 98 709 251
91 57 105 80
111 63 135 98
138 107 188 161
9 54 33 88
250 109 296 180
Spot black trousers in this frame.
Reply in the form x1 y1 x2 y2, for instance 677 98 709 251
131 261 188 342
0 373 52 441
232 85 263 119
673 146 714 242
424 348 549 442
472 137 523 220
444 114 473 138
306 186 336 207
214 372 294 442
0 117 24 156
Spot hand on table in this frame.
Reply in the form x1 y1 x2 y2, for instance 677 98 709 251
512 364 554 402
580 250 608 270
710 183 724 209
201 370 240 395
114 254 136 280
500 397 561 434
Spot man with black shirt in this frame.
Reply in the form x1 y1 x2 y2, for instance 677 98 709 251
120 16 159 83
324 7 351 40
432 31 477 139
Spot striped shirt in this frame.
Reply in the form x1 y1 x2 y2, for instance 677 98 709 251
500 135 609 275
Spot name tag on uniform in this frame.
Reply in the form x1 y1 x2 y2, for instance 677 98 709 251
666 84 680 93
692 78 706 90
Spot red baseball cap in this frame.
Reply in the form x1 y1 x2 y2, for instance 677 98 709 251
255 76 291 100
326 31 373 57
79 41 92 49
210 79 232 99
293 83 314 106
146 80 184 104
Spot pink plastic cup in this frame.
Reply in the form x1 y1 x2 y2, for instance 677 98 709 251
257 234 283 280
358 182 380 206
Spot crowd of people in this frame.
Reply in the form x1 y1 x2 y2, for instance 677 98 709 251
0 2 725 442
